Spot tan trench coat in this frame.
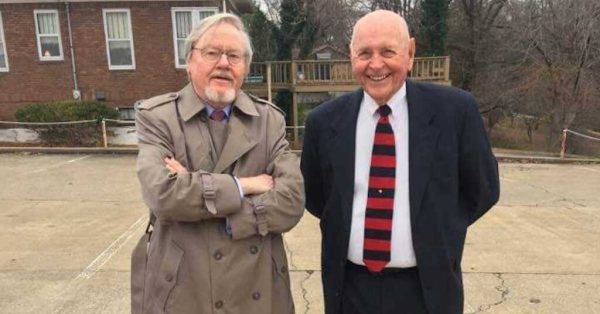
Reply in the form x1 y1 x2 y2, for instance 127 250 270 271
132 83 304 314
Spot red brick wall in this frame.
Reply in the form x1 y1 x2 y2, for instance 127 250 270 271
0 3 74 119
0 1 221 120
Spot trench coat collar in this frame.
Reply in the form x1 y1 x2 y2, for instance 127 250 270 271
177 83 259 122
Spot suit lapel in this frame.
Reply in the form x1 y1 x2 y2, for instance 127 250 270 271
330 90 363 232
407 80 440 225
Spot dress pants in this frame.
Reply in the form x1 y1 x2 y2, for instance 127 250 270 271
342 262 428 314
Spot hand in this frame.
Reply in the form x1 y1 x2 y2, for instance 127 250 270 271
238 174 274 195
164 157 187 175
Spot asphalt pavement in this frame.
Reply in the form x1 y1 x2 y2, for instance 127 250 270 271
0 153 599 313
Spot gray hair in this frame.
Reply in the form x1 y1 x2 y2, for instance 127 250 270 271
184 13 253 68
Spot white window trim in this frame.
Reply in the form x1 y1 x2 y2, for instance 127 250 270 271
171 7 219 69
103 8 136 70
34 9 64 61
0 11 9 72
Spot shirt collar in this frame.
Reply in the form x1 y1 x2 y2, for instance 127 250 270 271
363 82 407 117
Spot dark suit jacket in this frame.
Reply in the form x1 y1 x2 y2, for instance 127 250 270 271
301 80 500 314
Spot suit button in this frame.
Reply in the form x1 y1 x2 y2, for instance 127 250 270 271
280 265 287 273
214 250 223 260
249 245 258 254
252 292 261 300
215 300 223 308
165 274 174 282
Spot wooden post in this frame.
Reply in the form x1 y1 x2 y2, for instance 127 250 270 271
560 129 567 159
444 56 450 82
267 63 272 103
291 60 297 85
101 119 108 148
292 92 299 147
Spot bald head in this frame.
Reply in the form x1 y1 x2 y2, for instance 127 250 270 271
350 10 411 49
349 10 416 105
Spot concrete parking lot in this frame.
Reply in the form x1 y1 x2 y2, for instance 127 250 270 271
0 153 599 313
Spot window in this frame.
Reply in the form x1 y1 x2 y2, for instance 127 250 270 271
34 10 63 61
171 7 218 68
103 9 135 70
0 12 8 71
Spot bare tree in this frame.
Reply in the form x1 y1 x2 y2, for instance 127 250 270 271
513 0 600 147
447 0 509 91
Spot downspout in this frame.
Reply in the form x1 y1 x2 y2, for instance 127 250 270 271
222 0 227 12
65 2 80 100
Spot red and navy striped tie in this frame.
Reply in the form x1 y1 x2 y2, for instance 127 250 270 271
363 104 395 273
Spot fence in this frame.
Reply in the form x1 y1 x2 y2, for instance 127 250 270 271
560 129 600 159
0 120 306 150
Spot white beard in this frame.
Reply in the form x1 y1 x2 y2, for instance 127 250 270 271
204 86 236 105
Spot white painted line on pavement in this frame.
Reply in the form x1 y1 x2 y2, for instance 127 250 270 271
75 214 146 280
24 155 92 175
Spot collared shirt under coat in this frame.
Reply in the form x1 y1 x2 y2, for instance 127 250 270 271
347 83 417 268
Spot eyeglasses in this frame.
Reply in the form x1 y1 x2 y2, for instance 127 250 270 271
192 47 246 65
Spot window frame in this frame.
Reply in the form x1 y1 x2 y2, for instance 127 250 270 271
33 9 64 61
102 8 136 70
171 7 218 69
0 12 8 72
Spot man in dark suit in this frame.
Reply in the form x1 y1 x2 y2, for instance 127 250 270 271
301 10 500 314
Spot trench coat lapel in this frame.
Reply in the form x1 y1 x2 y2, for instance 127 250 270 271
176 84 213 170
331 89 363 232
213 92 259 173
406 80 440 225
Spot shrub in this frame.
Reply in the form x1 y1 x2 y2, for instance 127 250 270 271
14 101 119 146
15 101 119 122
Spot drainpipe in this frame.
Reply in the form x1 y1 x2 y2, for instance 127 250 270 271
65 2 80 100
222 0 227 12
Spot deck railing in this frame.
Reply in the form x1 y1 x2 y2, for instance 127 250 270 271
244 56 449 87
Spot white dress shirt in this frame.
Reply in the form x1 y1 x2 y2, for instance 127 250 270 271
347 83 417 268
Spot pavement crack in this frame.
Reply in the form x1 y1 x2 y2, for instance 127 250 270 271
467 273 509 314
301 270 314 314
283 235 298 270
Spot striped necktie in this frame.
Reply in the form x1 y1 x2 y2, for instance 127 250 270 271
363 104 395 273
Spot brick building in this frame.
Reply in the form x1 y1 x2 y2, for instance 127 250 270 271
0 0 252 120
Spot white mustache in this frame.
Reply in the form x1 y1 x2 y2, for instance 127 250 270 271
210 71 234 80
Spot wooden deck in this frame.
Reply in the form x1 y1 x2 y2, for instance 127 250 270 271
241 56 451 147
242 56 451 97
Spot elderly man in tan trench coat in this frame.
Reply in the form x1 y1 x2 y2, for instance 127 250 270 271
131 13 304 314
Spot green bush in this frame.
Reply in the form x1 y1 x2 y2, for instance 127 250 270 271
15 101 119 122
14 101 119 147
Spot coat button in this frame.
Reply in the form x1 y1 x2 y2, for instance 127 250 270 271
249 245 258 254
252 292 261 300
214 250 223 260
165 274 174 282
280 265 287 273
215 300 223 308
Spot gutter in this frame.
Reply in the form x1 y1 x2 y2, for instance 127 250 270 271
65 2 80 99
